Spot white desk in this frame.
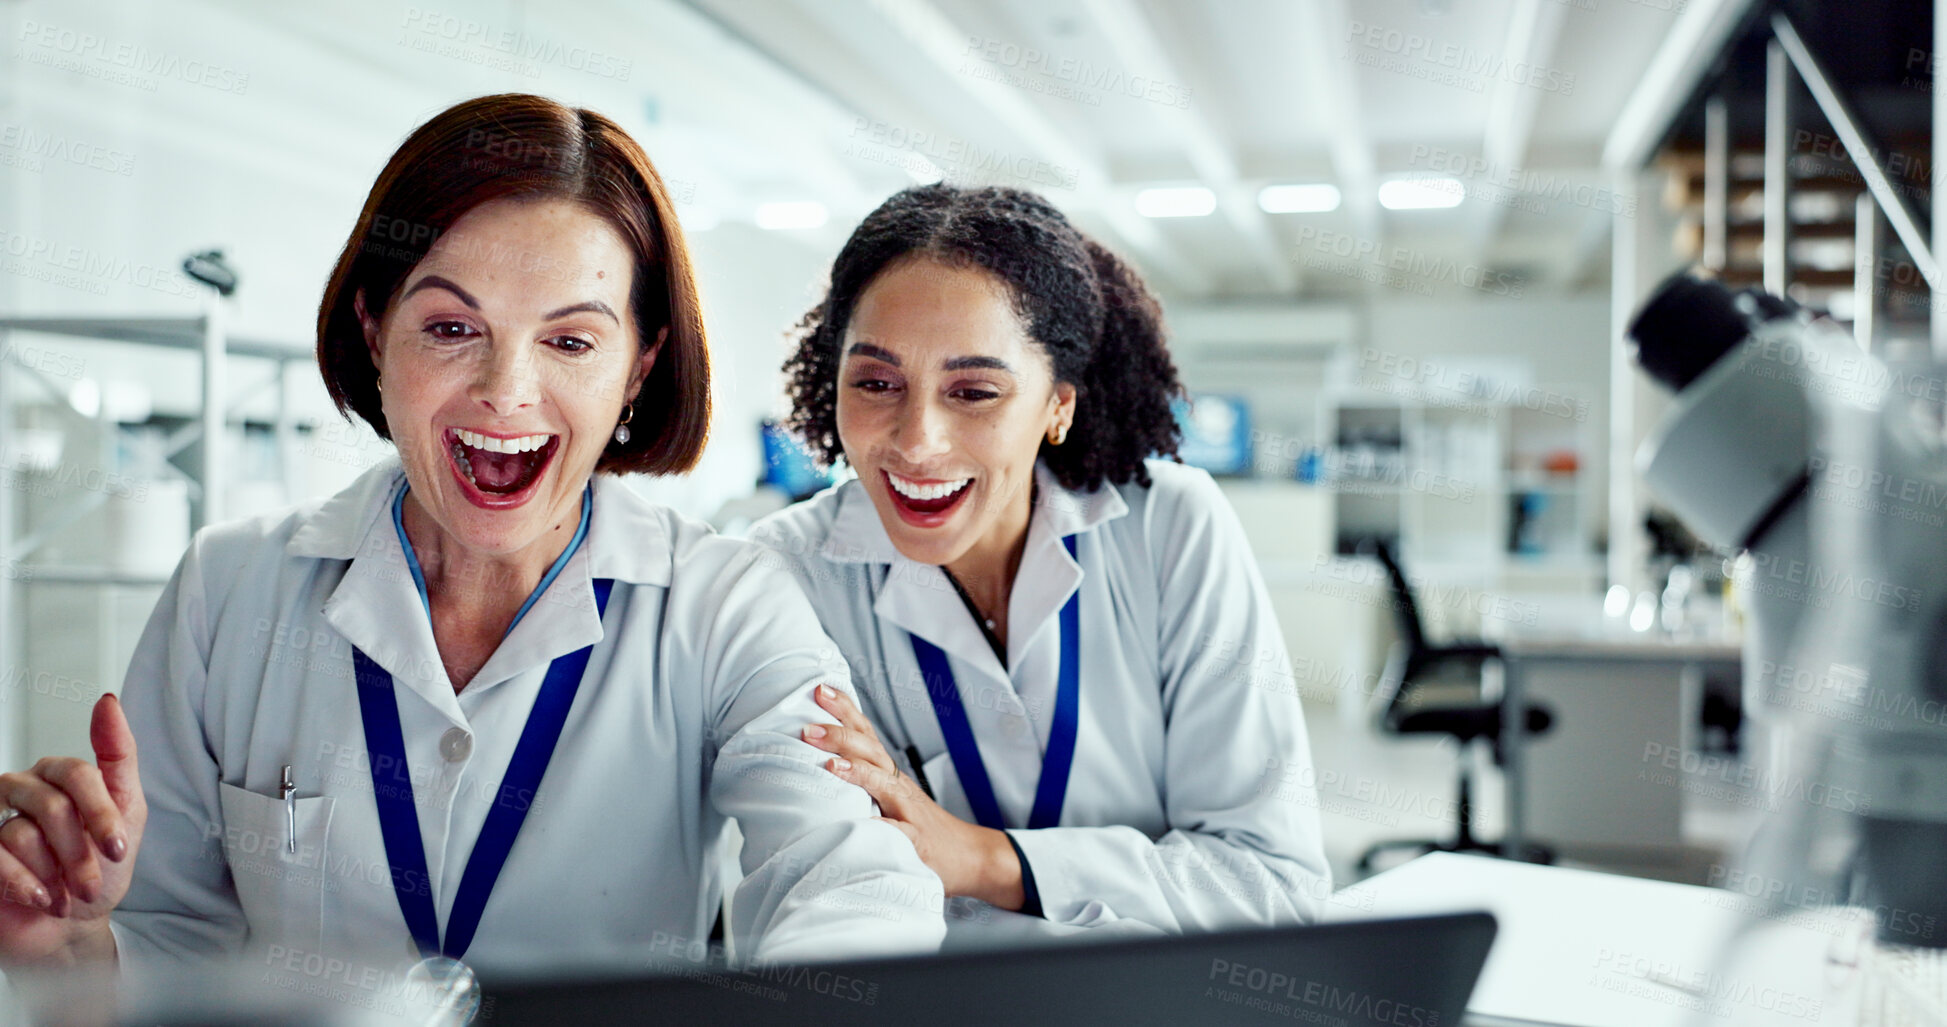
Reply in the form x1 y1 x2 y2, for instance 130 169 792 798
1327 852 1866 1027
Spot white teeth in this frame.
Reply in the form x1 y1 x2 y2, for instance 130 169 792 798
454 429 552 454
888 472 971 502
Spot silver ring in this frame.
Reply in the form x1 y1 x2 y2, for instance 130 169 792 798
0 808 19 832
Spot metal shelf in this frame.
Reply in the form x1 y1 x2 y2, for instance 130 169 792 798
0 316 307 361
1606 2 1946 596
0 309 309 537
0 308 306 770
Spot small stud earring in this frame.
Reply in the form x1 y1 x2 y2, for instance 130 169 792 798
614 402 635 445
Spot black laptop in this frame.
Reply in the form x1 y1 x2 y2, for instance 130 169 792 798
482 912 1496 1026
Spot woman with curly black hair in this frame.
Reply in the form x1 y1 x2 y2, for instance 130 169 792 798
750 184 1330 941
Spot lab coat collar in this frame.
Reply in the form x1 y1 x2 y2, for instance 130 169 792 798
1005 464 1127 669
286 459 398 563
820 477 901 565
1033 462 1130 541
287 459 674 587
827 463 1128 678
294 458 673 723
582 474 676 589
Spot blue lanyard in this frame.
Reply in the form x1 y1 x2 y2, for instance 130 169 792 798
909 534 1081 831
352 485 609 961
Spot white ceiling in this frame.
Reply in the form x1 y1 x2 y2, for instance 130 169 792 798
3 0 1695 317
676 0 1686 299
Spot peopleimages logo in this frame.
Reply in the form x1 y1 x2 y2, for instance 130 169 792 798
846 118 1081 191
0 228 201 300
1208 958 1442 1026
1343 21 1575 95
397 7 633 81
1589 948 1823 1021
1407 144 1636 217
15 20 250 94
1294 228 1528 299
960 35 1195 109
0 338 87 380
0 124 137 176
22 463 149 501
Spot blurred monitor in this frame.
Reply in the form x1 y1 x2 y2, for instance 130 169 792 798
1173 394 1253 477
484 912 1498 1026
761 421 834 501
74 913 1494 1026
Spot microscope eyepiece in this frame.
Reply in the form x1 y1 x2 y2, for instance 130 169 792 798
1627 273 1753 392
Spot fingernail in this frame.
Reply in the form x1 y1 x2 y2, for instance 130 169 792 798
832 758 852 771
803 724 826 740
31 887 49 910
818 684 835 700
105 834 127 862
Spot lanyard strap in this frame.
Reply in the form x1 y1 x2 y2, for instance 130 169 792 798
911 534 1080 831
352 577 613 960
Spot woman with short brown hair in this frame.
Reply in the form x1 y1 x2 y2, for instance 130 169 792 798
316 91 710 477
0 94 943 996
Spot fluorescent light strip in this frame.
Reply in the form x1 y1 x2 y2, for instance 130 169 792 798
1378 178 1465 210
1259 183 1341 214
1136 186 1216 218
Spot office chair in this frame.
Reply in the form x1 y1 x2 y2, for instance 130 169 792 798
1355 539 1554 873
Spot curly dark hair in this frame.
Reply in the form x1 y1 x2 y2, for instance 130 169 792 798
782 184 1184 491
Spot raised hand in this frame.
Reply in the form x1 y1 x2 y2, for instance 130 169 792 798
801 685 1024 910
0 693 145 966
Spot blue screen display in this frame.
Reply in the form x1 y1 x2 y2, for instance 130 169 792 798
1172 395 1252 476
761 421 833 499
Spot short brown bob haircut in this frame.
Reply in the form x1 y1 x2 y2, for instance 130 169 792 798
317 93 709 475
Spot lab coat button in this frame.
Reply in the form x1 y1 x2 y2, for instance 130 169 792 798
439 728 473 763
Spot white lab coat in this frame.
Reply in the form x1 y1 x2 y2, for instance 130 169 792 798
749 460 1331 938
108 458 945 990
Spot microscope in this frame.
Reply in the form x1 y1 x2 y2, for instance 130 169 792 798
1628 271 1947 961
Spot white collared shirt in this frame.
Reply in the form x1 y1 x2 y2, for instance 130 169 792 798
749 460 1332 936
108 459 945 987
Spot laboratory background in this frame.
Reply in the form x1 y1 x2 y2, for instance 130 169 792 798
0 0 1942 1022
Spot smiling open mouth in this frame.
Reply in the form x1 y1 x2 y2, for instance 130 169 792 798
885 470 973 520
447 428 559 497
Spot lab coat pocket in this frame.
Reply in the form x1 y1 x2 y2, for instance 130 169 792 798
217 782 335 955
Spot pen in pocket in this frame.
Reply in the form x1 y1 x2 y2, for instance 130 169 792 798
280 765 296 854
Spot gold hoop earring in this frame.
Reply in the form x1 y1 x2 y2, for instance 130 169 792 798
613 403 635 445
1047 424 1067 446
